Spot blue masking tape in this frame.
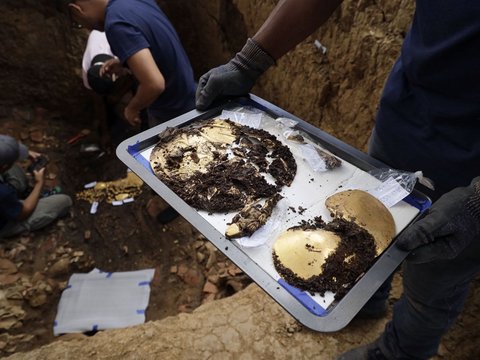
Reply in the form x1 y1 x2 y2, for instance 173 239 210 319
105 272 113 278
278 279 327 316
92 325 98 331
403 193 432 212
138 281 151 286
128 144 154 174
136 309 146 315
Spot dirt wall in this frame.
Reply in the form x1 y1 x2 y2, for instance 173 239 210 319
0 0 414 150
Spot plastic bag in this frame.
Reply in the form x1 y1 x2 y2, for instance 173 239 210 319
368 168 435 192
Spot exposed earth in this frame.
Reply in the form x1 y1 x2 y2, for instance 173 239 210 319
1 0 479 359
0 108 251 356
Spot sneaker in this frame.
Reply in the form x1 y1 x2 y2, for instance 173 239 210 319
336 339 390 360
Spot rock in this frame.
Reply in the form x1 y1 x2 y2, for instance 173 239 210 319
196 251 205 263
0 274 20 286
0 259 17 275
177 304 193 313
48 258 70 278
180 268 204 287
169 265 177 274
30 130 44 142
202 281 218 294
27 291 47 308
205 251 216 270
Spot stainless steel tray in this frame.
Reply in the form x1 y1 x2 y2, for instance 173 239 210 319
116 94 430 332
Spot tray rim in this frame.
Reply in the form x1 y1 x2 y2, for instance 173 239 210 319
116 94 431 332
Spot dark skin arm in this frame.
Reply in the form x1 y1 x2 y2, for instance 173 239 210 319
18 168 45 220
253 0 343 60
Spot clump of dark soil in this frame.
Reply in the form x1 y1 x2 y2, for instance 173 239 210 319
151 118 297 213
273 217 377 299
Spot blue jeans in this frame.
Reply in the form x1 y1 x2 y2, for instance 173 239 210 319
368 129 480 359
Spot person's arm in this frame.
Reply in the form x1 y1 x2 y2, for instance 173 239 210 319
254 0 342 60
123 48 165 126
18 168 45 220
195 0 342 109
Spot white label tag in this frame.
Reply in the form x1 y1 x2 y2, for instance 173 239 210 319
90 201 99 214
368 177 410 208
84 181 97 189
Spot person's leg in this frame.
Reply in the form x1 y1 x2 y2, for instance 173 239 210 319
25 194 72 231
0 194 72 238
338 236 480 360
378 237 480 359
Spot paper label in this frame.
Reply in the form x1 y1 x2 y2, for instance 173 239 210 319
368 177 410 208
90 201 99 214
84 181 97 189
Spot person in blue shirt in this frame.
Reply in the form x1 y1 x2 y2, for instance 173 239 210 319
195 1 480 359
0 135 72 239
67 0 195 223
67 0 196 127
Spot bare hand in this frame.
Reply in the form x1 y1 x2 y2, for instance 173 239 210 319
28 150 41 159
124 105 141 126
100 58 125 79
33 167 46 184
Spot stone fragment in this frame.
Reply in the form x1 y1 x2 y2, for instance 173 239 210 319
48 258 70 277
0 259 17 275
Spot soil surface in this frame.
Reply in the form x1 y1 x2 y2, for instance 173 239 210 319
0 108 251 357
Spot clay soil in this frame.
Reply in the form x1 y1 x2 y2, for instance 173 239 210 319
1 107 480 359
0 108 251 357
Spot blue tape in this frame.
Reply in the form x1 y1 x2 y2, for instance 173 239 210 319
136 309 146 315
105 272 113 278
92 325 98 331
128 143 154 174
138 281 151 286
403 193 432 212
278 279 327 316
65 284 72 290
53 321 58 327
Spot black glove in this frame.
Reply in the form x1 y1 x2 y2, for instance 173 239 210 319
396 177 480 264
195 38 275 110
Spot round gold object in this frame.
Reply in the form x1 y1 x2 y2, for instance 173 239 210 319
273 229 341 280
325 189 395 255
150 119 237 181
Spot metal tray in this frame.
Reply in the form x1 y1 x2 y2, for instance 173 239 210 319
116 94 430 332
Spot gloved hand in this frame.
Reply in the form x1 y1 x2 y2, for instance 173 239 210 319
195 38 275 110
396 177 480 264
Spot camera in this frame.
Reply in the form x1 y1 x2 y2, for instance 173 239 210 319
27 155 49 173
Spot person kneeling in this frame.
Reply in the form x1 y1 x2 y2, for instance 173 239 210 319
0 135 72 239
